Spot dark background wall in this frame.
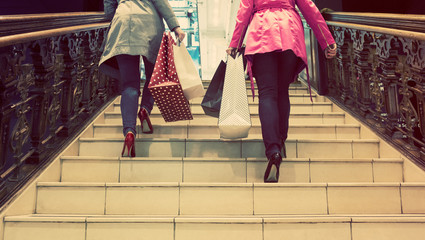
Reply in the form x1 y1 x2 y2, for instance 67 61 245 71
0 0 103 15
0 0 424 15
315 0 425 14
315 0 343 12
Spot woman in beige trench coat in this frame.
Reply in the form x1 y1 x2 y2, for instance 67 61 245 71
99 0 185 157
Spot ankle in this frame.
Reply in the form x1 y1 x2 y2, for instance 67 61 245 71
270 152 282 164
139 107 150 115
124 130 135 137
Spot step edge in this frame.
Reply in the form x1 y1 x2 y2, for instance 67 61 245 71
6 214 425 223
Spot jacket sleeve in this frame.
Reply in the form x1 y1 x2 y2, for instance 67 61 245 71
296 0 335 50
229 0 254 49
151 0 180 31
104 0 118 20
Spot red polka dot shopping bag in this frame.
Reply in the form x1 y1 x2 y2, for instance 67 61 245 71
148 32 193 122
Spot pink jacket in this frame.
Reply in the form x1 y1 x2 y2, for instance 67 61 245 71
229 0 335 98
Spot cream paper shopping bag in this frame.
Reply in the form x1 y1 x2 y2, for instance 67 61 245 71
173 41 205 100
218 53 251 139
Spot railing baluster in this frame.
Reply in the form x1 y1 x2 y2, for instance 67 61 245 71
0 43 35 197
59 33 83 137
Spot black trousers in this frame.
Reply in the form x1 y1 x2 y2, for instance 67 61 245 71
252 50 300 159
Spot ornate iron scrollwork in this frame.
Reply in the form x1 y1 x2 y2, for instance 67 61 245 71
324 15 425 163
28 36 65 161
10 65 34 159
46 54 65 137
332 27 353 103
374 33 394 59
398 73 419 142
401 39 425 71
369 60 385 114
0 43 35 182
323 13 425 164
0 22 115 204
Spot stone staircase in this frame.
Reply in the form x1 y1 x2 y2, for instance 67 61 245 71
3 82 425 240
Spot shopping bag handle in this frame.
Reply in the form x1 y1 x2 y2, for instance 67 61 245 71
168 31 183 47
227 51 242 60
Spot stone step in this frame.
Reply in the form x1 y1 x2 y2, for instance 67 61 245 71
115 93 321 104
92 123 361 139
202 80 305 89
137 86 310 99
78 138 380 159
146 83 308 92
5 215 425 240
103 112 346 125
60 156 403 183
196 93 320 104
34 182 425 215
111 102 334 114
242 87 308 96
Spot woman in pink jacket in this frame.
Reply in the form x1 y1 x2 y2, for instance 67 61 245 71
227 0 337 182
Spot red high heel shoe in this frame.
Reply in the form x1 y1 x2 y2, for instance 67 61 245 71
121 132 135 157
138 108 153 134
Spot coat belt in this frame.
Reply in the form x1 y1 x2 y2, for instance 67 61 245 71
253 2 294 14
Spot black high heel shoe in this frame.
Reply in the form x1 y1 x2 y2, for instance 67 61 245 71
138 108 153 134
264 152 282 183
121 132 135 157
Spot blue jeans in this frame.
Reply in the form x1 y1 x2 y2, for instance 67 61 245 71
252 50 300 159
116 54 155 136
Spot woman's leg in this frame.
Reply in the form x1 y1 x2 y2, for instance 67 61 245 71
277 50 300 152
116 54 141 136
140 56 155 114
253 52 281 159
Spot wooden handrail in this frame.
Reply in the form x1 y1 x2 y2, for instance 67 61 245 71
326 21 425 41
0 12 104 19
0 12 109 37
0 12 105 20
0 22 110 47
323 11 425 33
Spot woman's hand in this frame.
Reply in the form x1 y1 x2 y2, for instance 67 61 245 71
226 47 237 57
325 43 337 59
173 27 186 42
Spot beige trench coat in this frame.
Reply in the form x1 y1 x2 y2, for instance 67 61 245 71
99 0 180 79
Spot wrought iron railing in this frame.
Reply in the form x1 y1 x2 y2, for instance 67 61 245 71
0 12 117 205
322 11 425 167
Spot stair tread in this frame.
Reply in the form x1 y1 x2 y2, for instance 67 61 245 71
32 181 424 216
112 102 333 106
59 156 403 184
116 93 318 100
37 182 421 187
104 112 345 116
77 137 381 159
91 123 363 140
93 123 360 127
79 138 379 142
60 156 403 162
7 214 425 223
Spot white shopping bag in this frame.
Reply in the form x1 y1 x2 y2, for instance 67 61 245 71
218 53 251 139
173 41 205 100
